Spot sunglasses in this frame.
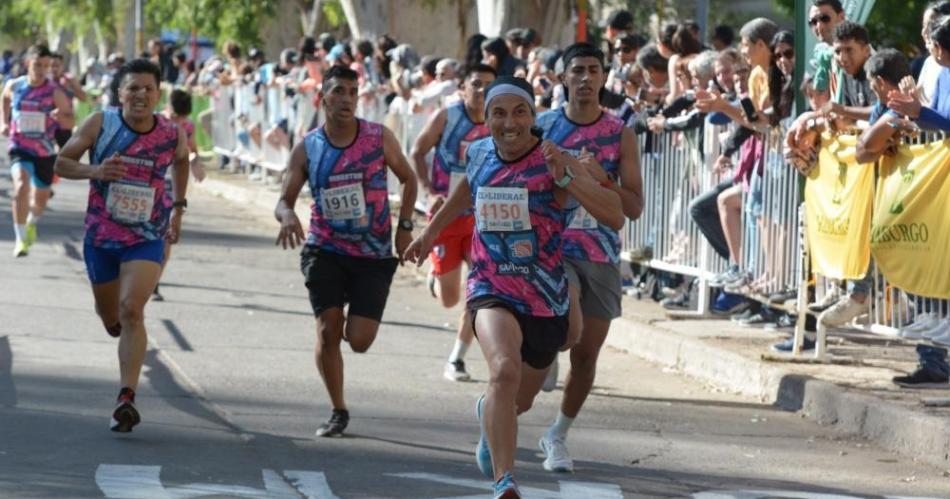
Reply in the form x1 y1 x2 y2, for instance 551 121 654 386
808 14 832 26
774 49 794 60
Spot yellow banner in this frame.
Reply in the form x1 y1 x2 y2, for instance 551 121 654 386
805 134 874 279
871 141 950 299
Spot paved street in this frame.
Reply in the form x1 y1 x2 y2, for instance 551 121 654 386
0 175 947 498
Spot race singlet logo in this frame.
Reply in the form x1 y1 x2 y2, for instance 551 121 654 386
321 183 367 220
475 187 531 232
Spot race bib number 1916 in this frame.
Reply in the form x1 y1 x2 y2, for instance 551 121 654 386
321 183 367 220
475 187 531 232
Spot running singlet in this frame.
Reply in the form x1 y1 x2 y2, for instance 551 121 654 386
466 138 568 317
537 108 624 264
304 119 392 258
8 76 57 158
85 108 180 248
431 102 490 199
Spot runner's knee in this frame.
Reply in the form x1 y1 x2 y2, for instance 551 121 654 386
488 358 521 389
118 298 145 327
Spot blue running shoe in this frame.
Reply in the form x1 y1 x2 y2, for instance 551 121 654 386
493 472 521 499
475 394 493 479
711 291 747 315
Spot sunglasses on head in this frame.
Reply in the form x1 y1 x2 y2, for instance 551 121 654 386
774 49 794 60
808 14 832 26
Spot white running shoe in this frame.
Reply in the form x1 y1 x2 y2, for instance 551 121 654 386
444 360 470 382
922 319 950 340
819 296 868 327
542 359 558 392
899 313 940 339
539 433 574 473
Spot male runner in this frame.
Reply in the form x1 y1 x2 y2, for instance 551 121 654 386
50 51 88 148
0 44 71 256
274 65 418 438
410 63 496 381
535 42 643 473
404 76 624 498
55 59 190 432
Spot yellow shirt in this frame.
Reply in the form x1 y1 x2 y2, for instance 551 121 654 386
748 65 770 113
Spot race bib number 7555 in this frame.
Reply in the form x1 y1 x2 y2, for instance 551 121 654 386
475 187 531 232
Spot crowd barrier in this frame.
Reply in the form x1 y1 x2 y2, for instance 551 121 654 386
206 83 949 361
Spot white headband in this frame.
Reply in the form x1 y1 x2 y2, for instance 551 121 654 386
484 83 535 115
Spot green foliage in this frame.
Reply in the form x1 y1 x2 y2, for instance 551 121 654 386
0 0 117 48
322 0 347 28
144 0 278 50
775 0 928 56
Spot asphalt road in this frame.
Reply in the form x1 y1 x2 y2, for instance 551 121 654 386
0 173 947 498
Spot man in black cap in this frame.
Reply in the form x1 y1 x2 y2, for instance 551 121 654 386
605 10 635 43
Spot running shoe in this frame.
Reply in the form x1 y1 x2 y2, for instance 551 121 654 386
893 367 949 388
539 433 574 473
475 394 493 478
444 360 470 382
771 336 815 352
315 409 349 437
25 223 37 247
711 292 747 315
12 240 28 258
541 358 558 392
819 296 867 327
110 387 141 433
151 285 164 302
492 472 521 499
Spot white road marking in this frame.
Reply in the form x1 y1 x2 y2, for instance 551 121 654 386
95 464 337 499
693 491 942 499
388 472 625 498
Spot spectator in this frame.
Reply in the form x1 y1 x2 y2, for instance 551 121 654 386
481 36 523 77
657 22 678 59
711 25 735 50
605 10 635 43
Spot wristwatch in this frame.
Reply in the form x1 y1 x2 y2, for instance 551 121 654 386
172 199 188 210
554 165 575 188
397 218 413 231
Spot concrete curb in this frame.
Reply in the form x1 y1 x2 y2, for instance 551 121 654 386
607 316 950 469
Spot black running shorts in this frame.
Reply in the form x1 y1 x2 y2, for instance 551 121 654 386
468 296 568 370
300 246 398 322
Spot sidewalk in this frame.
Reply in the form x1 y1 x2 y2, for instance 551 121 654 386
195 166 950 471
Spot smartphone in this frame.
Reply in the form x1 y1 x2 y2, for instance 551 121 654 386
739 97 758 122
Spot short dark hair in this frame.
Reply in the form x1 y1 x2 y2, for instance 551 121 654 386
115 58 162 89
713 25 735 46
481 37 511 59
169 89 193 116
672 24 703 55
421 56 441 78
832 21 870 45
25 44 51 60
319 33 337 53
636 44 668 72
607 10 635 31
50 51 64 61
740 18 780 46
223 41 241 59
864 49 911 86
619 34 648 50
321 65 358 91
462 63 497 80
813 0 844 13
356 39 374 59
561 42 605 71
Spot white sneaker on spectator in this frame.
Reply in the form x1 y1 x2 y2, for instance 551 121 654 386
708 267 739 287
807 290 841 313
819 296 868 327
899 313 939 339
922 319 950 340
723 273 750 294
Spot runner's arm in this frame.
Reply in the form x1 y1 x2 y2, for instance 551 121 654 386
616 127 644 221
543 141 624 231
170 126 190 203
54 112 105 179
410 108 447 195
275 141 308 221
403 177 472 265
52 88 74 123
0 81 11 132
70 77 89 102
382 126 418 224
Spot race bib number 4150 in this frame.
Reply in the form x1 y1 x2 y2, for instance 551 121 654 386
475 187 531 232
107 182 156 224
321 183 366 220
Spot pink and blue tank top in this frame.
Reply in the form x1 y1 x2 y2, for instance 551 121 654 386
536 109 624 264
304 119 392 258
85 109 180 248
430 102 490 198
466 138 568 317
8 76 57 158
